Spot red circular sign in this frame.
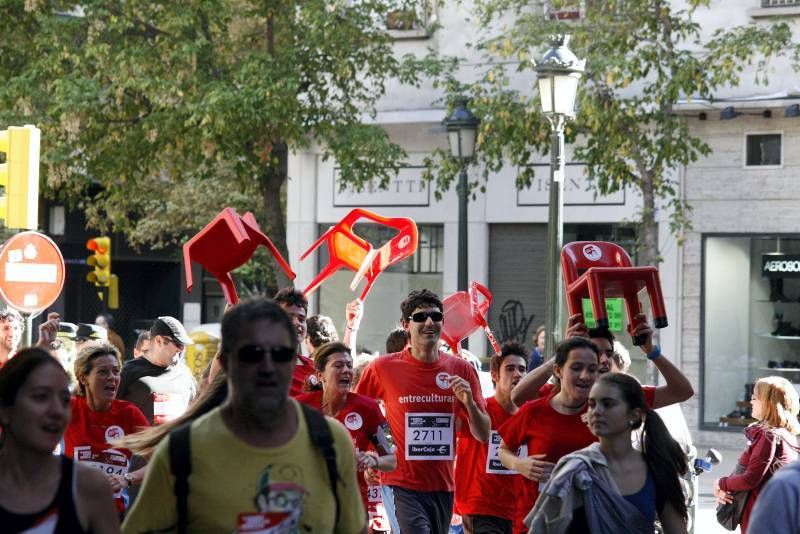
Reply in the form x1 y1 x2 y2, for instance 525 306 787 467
0 231 65 314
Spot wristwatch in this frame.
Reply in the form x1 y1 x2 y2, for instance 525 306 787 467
123 473 135 487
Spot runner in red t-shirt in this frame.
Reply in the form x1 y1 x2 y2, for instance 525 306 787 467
356 289 489 534
273 287 319 396
64 343 149 513
512 314 693 411
296 342 396 533
454 342 528 534
498 337 600 534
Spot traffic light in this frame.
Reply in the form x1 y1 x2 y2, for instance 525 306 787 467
86 237 111 287
0 125 40 230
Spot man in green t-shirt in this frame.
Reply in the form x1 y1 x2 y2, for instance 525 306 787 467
123 298 366 533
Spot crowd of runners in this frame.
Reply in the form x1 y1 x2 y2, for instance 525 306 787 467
1 287 799 533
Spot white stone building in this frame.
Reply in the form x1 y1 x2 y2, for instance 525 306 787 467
286 0 800 446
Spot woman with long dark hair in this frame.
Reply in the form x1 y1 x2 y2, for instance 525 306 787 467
297 342 396 532
498 337 600 534
529 372 688 533
714 376 800 534
0 348 119 533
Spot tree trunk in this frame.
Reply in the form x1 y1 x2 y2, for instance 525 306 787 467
260 141 293 291
639 171 659 267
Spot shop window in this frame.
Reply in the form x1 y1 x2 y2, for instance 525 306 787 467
745 133 782 167
702 235 800 430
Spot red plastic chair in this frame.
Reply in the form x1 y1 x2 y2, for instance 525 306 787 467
561 241 668 345
301 208 418 301
441 282 502 356
183 208 296 305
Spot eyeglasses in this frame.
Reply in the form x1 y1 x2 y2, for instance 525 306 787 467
237 344 296 364
407 311 444 323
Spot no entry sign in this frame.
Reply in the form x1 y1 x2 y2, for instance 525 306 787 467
0 231 65 314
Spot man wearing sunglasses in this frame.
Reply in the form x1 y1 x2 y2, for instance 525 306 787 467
356 289 490 534
118 316 197 425
123 298 366 533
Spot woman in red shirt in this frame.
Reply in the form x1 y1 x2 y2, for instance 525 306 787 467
498 337 600 534
296 342 396 533
64 342 149 514
714 376 800 534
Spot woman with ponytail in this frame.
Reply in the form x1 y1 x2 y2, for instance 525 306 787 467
714 376 800 533
528 372 688 534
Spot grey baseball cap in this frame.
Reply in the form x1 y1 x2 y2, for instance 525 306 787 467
150 316 193 346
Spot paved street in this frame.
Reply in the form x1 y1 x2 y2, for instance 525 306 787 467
694 446 741 534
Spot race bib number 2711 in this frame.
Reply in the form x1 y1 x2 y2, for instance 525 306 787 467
405 413 454 461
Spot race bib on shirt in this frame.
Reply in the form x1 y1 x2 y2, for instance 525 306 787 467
153 392 184 425
73 446 129 496
405 413 454 460
367 485 383 503
485 430 527 474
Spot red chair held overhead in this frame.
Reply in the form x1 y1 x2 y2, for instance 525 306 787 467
300 208 418 301
561 241 668 345
183 208 296 305
441 282 502 356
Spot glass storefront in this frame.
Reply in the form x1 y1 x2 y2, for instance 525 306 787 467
317 223 444 354
702 235 800 430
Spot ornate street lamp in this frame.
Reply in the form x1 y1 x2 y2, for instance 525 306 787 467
536 34 585 359
444 97 480 294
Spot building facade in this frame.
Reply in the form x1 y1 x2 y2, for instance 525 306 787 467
285 0 800 446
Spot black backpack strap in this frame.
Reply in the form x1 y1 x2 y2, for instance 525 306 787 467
169 423 192 534
301 403 341 527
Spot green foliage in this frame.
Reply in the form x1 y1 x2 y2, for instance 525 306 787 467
430 0 799 263
0 0 438 254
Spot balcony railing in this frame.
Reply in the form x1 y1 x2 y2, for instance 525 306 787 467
762 0 800 7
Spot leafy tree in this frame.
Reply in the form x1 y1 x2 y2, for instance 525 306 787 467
425 0 799 265
0 0 436 290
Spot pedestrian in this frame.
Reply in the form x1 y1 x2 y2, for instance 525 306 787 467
132 332 151 359
497 337 600 534
0 307 24 368
117 316 196 425
0 347 119 532
528 325 545 371
454 341 528 534
64 342 149 515
356 288 489 534
714 376 800 534
297 341 396 532
748 459 800 532
95 313 126 361
305 315 339 354
122 297 365 533
529 372 688 533
273 287 317 395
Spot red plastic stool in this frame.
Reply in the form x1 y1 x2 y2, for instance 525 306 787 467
441 282 502 356
183 208 296 305
561 241 668 345
300 208 418 301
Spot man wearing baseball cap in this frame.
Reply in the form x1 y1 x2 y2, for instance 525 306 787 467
118 316 197 425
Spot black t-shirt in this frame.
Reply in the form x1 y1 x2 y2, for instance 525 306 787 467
118 358 197 425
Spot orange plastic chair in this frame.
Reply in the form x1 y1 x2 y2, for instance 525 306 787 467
561 241 668 345
441 282 502 356
183 208 296 305
300 208 418 301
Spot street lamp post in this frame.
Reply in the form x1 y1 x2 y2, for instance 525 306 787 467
444 97 480 294
535 35 585 360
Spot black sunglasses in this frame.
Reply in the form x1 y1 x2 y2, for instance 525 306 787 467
407 311 444 323
237 344 296 364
